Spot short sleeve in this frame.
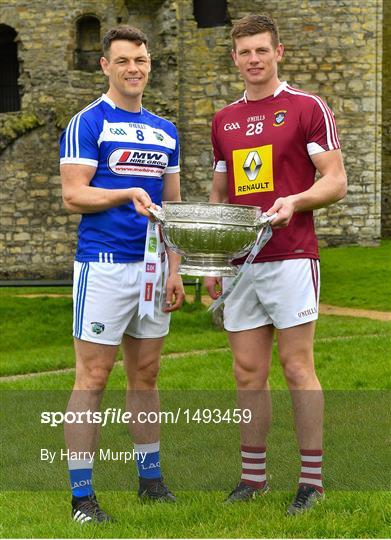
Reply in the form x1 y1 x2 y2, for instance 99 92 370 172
166 128 180 174
211 114 227 172
305 98 341 156
60 113 99 167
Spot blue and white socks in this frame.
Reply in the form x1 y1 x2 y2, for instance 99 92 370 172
68 458 94 499
134 442 161 480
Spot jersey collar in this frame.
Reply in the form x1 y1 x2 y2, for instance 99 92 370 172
243 81 288 103
101 93 144 114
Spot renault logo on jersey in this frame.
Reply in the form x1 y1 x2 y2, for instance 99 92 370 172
243 151 262 181
232 144 274 195
108 148 169 177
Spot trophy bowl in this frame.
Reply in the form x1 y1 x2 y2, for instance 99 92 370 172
149 202 269 276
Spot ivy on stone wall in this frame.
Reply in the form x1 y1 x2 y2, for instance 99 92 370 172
0 112 45 152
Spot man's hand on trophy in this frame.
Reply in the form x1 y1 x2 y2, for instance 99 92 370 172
128 187 156 219
204 276 222 300
266 195 296 228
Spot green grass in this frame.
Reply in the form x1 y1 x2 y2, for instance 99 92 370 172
319 240 391 310
1 491 389 539
0 300 229 377
1 315 389 391
0 311 390 537
0 296 390 379
2 240 390 313
0 243 390 538
0 286 72 296
1 348 389 496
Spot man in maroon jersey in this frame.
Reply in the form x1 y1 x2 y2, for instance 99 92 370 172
205 14 347 514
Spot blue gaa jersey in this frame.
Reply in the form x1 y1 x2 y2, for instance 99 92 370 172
60 94 180 263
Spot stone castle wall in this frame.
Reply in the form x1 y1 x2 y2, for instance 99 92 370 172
382 0 391 236
0 0 178 278
0 0 386 279
178 0 383 247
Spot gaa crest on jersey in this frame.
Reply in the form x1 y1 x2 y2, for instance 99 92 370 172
232 145 274 195
273 110 287 127
108 148 168 177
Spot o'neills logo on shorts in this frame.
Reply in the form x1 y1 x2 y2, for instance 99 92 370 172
145 283 153 301
298 307 318 318
108 148 168 177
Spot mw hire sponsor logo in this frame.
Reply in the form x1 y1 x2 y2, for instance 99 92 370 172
108 148 168 176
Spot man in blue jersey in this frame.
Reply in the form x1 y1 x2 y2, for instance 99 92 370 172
60 25 185 523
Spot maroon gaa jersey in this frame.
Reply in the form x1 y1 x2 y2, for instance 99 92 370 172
211 81 341 263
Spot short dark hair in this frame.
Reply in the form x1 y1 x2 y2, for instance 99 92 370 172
102 25 148 57
231 14 280 49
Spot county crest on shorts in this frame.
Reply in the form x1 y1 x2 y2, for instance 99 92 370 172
91 322 105 334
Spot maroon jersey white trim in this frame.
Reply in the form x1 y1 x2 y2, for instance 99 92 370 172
211 81 341 263
284 84 340 151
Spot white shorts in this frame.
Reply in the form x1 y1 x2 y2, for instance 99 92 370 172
73 261 170 345
223 258 320 331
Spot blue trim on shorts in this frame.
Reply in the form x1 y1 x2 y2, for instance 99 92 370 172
75 262 89 339
74 263 85 336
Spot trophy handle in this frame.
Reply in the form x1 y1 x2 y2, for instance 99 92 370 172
258 212 278 225
147 205 164 222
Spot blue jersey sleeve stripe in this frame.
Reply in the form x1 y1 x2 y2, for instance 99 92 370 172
65 117 70 157
72 113 80 159
74 98 104 158
65 115 76 158
64 97 103 159
64 123 69 158
72 114 80 158
66 117 71 157
75 113 81 158
69 115 77 159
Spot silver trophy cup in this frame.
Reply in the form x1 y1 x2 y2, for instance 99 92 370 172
149 202 271 276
